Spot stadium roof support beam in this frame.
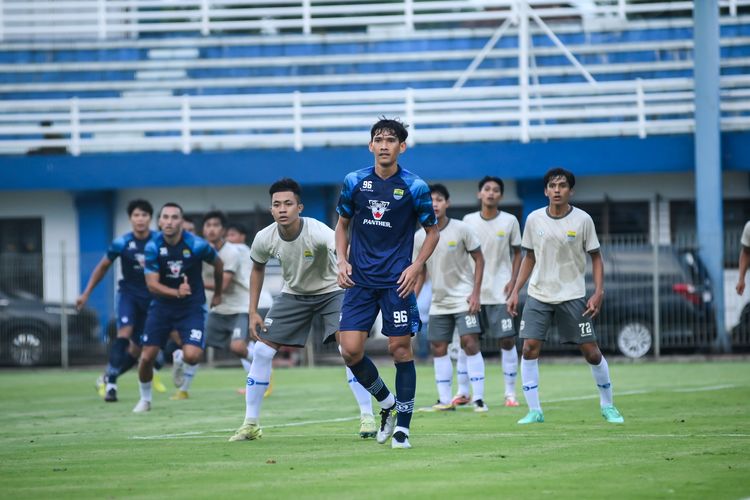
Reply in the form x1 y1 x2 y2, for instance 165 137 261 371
693 1 728 352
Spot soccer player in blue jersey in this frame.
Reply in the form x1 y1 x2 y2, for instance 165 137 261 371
132 202 223 413
77 199 165 403
336 118 439 449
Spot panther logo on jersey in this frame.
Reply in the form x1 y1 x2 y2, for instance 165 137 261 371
167 260 183 278
368 200 390 220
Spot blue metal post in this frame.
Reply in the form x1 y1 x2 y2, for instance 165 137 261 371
693 2 729 351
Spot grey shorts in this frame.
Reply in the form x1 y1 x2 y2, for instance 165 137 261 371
206 312 249 349
428 312 482 342
519 296 597 344
480 304 516 339
260 290 344 347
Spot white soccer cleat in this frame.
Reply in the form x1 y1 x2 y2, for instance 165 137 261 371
391 431 411 449
132 400 151 413
376 405 396 444
473 398 489 413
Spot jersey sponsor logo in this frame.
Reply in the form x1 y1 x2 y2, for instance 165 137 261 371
303 249 314 261
393 188 404 200
167 260 183 278
135 253 145 269
159 247 168 256
363 200 393 227
566 230 577 242
182 249 192 258
190 329 203 341
128 241 137 249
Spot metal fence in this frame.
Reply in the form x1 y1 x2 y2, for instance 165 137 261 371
1 233 749 368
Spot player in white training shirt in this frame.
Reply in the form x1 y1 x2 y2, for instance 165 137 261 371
736 220 750 296
414 184 487 412
507 168 624 425
461 176 522 407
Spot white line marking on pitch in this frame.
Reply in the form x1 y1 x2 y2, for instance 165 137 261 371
128 383 741 441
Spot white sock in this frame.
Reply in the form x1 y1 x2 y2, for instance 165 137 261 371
247 341 255 360
394 425 409 438
106 382 117 391
520 358 541 411
501 347 519 398
590 356 614 407
432 355 453 404
180 363 198 392
240 357 252 373
244 341 276 423
466 351 485 402
456 349 470 397
345 365 374 415
139 381 152 402
173 348 183 364
379 393 396 410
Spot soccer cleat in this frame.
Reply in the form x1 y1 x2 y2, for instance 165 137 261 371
359 414 377 439
391 431 412 449
132 400 151 413
504 395 520 407
172 358 185 388
170 390 189 400
228 423 263 442
376 404 397 444
517 409 544 424
601 405 624 423
104 387 118 402
95 375 106 398
431 400 456 411
451 394 471 407
473 399 489 413
152 372 167 393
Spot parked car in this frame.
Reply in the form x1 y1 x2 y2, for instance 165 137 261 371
0 289 102 367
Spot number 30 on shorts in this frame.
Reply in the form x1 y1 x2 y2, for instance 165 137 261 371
393 310 408 324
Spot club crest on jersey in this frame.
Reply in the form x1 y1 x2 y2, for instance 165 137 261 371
447 240 458 251
496 230 506 239
182 248 191 258
303 249 314 261
566 230 577 242
393 188 404 200
167 260 183 278
368 200 390 220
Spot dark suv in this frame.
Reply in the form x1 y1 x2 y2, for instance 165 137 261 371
0 289 102 367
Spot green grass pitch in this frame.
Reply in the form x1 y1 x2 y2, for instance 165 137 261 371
1 360 749 499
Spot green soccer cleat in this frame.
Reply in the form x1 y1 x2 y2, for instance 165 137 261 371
517 409 544 424
359 413 377 439
153 372 167 393
95 375 106 398
601 405 624 423
228 423 263 442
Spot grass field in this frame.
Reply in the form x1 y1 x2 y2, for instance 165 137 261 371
1 359 749 499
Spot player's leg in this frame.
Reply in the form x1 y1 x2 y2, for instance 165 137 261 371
485 304 520 406
499 336 519 406
559 299 624 424
458 312 486 412
133 304 170 412
228 313 253 372
171 307 207 400
427 314 455 409
517 297 552 424
453 347 471 406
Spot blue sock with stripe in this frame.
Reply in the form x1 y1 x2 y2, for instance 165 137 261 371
105 338 129 383
395 360 416 430
348 356 393 407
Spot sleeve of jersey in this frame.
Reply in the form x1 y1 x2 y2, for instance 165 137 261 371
521 215 534 252
223 245 240 273
410 179 437 227
106 236 125 261
143 241 159 275
465 224 482 252
742 221 750 247
198 239 218 263
584 215 601 253
511 217 522 247
249 233 270 265
335 173 358 218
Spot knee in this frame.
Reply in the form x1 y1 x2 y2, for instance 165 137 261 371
182 351 202 364
522 342 540 360
430 342 448 357
340 346 363 366
229 342 246 357
583 346 603 365
499 337 516 351
461 336 480 355
389 342 412 363
140 348 157 364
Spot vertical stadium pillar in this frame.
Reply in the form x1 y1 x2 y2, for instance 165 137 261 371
693 2 728 351
74 191 115 339
303 185 338 227
516 179 547 230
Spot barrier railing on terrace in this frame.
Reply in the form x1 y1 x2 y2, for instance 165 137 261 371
2 75 750 154
0 0 749 41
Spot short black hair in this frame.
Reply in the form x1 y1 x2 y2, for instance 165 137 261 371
478 176 505 195
203 210 228 228
370 117 409 143
159 202 183 218
429 183 450 200
127 199 153 217
183 215 194 224
543 168 576 189
269 178 302 201
227 222 247 235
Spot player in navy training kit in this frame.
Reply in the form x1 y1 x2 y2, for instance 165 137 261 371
336 118 440 449
77 199 161 403
132 203 224 413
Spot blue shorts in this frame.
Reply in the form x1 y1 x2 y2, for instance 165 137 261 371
141 302 207 350
339 286 420 337
115 292 151 343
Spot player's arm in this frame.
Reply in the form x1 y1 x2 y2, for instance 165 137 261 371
398 223 439 298
210 256 224 308
335 215 355 288
468 248 484 315
248 261 266 340
507 249 536 317
76 256 113 310
414 265 427 298
505 245 522 300
737 245 750 295
583 250 604 319
145 272 187 299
